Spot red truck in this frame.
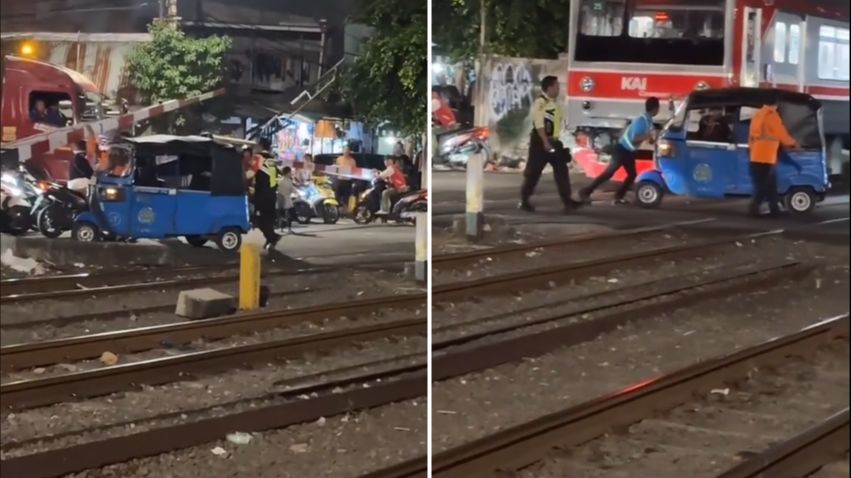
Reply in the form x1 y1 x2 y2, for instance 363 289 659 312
1 55 106 180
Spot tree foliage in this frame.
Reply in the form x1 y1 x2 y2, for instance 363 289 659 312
127 21 231 104
342 0 427 137
433 0 570 61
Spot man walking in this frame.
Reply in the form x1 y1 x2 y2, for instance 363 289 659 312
747 96 800 217
579 97 660 205
253 138 282 250
519 76 579 213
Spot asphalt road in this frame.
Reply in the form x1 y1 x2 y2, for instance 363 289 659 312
432 170 850 244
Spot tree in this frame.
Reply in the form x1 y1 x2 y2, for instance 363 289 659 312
342 0 427 137
126 21 231 129
433 0 570 61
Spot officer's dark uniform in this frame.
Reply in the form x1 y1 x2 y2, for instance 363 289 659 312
520 93 574 209
253 152 281 247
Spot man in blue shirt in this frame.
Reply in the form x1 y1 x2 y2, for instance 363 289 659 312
579 97 660 205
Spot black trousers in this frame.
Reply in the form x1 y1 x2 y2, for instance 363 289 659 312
521 137 573 207
254 204 279 243
749 162 779 215
581 143 637 200
335 180 352 209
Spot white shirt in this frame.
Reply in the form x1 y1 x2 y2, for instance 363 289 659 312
277 177 295 209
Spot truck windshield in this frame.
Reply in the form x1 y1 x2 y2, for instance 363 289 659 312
576 0 725 65
78 92 105 122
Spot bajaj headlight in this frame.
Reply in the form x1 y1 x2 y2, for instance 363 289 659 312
656 140 675 158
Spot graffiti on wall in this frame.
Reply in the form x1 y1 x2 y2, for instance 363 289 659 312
488 62 535 122
475 55 568 167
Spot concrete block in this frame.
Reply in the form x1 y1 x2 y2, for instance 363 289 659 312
175 288 235 319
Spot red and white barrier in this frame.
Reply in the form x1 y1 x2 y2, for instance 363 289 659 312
3 88 226 161
279 158 378 182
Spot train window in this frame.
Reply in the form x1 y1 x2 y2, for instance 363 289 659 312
788 24 800 65
629 1 724 40
28 92 72 128
818 26 850 80
774 22 787 63
579 0 625 36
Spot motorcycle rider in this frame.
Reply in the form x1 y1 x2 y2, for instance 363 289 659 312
253 138 281 250
335 146 357 210
377 156 408 216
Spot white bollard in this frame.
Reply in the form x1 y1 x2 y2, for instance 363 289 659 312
414 211 427 282
466 151 484 241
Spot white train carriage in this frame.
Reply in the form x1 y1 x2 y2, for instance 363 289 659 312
566 0 849 177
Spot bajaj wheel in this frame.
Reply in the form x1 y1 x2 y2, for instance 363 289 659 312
784 186 816 215
36 206 63 238
72 221 100 243
322 204 340 224
185 235 208 248
215 228 242 252
636 181 664 209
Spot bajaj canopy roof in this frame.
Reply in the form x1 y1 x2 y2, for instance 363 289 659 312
688 88 823 149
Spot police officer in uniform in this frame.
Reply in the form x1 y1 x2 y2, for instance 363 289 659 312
253 137 282 250
520 76 579 212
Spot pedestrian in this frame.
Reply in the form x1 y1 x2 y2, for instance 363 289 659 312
253 137 281 250
519 76 579 213
747 96 801 217
335 146 357 210
69 140 94 180
277 166 296 233
579 97 661 205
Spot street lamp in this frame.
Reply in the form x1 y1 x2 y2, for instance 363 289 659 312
20 42 35 57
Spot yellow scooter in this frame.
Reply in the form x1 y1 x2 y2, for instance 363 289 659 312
291 175 340 224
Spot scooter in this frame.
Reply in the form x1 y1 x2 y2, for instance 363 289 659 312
435 126 491 169
0 167 42 235
35 179 90 238
353 178 427 225
291 175 340 224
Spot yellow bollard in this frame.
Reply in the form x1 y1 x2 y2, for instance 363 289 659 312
239 244 261 311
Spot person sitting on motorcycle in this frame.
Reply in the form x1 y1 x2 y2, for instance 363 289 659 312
377 157 409 216
295 154 315 186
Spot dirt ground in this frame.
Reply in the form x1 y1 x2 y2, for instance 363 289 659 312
431 238 849 454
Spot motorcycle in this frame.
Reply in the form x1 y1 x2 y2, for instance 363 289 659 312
35 179 90 238
353 178 427 225
434 126 491 169
291 175 340 224
0 167 43 235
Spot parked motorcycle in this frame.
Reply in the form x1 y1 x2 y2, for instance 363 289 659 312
353 178 427 225
435 126 491 169
35 180 89 238
0 167 43 235
291 175 340 224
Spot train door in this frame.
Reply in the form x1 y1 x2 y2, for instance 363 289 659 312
741 7 762 87
772 13 806 91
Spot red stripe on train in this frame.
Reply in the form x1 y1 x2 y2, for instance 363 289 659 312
567 71 730 99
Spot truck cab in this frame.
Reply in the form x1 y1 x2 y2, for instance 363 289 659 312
1 55 105 180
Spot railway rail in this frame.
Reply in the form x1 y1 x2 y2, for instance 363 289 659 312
0 257 404 302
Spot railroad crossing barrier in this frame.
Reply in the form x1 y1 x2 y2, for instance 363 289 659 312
1 88 226 162
239 244 261 311
466 151 484 240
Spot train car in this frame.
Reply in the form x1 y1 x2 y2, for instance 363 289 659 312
566 0 849 179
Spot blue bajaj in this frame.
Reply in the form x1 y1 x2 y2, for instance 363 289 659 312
634 88 828 215
73 135 250 252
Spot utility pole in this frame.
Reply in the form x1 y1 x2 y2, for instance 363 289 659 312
165 0 180 28
467 0 487 241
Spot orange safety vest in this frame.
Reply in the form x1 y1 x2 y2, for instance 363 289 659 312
748 105 798 165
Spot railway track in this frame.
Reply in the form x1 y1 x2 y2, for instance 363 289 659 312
0 254 824 476
0 292 426 409
0 257 404 302
367 315 848 478
432 227 783 300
